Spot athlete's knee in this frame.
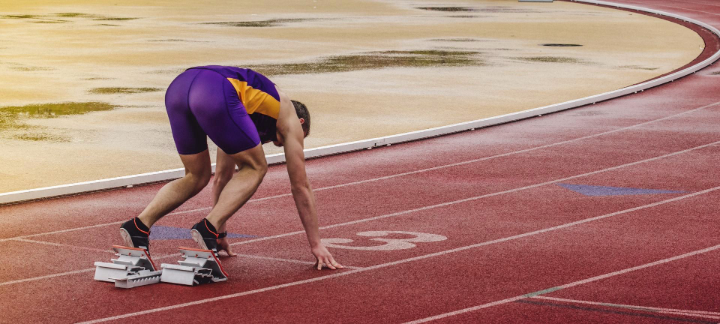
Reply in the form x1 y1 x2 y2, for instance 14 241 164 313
186 168 211 193
251 158 268 180
213 167 233 188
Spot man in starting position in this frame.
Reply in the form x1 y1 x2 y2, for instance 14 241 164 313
119 65 342 270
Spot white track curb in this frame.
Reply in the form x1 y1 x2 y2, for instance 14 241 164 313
1 0 719 205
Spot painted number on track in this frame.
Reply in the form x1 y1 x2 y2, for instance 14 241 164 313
321 231 447 251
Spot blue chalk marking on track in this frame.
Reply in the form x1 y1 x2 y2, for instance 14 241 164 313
149 225 258 240
557 184 686 197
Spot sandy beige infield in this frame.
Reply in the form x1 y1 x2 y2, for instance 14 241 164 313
0 0 704 193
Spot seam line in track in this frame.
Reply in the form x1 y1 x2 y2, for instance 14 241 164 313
404 244 720 323
3 100 718 244
78 184 720 323
2 139 719 287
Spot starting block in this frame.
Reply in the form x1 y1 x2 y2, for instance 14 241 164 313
94 245 161 288
160 247 228 286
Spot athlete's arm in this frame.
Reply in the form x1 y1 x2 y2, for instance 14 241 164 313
276 91 343 270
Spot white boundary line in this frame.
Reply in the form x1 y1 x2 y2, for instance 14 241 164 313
1 0 718 205
2 139 719 287
404 244 720 324
13 238 115 255
531 296 720 320
1 99 718 244
79 186 720 323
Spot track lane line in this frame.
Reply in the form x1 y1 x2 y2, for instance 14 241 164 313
2 139 719 287
12 238 115 254
77 184 720 323
404 244 720 323
2 100 718 244
531 296 720 320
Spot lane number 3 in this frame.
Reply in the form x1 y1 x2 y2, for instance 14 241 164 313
321 231 447 251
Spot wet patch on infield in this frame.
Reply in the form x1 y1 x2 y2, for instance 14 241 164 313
417 7 476 12
246 50 484 76
619 65 658 71
542 44 583 47
203 18 314 28
1 13 138 23
516 56 586 64
417 6 541 14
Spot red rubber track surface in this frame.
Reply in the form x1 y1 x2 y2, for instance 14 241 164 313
1 1 720 323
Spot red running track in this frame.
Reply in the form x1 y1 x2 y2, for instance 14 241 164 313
1 1 720 323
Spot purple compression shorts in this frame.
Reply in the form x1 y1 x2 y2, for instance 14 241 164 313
165 68 261 155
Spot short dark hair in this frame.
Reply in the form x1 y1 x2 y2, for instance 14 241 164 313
292 100 310 136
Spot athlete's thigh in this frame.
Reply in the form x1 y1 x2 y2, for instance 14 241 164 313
187 70 261 155
165 69 208 155
179 149 212 178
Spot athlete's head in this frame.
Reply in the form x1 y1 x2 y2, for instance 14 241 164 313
272 100 311 147
292 100 310 137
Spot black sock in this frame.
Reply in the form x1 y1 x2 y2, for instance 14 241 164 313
134 217 150 233
203 219 218 234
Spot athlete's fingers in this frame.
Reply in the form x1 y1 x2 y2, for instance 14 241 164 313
329 257 344 269
325 258 337 270
316 260 322 270
224 245 237 257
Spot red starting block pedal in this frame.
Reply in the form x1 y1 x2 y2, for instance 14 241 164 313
160 247 228 286
94 245 161 288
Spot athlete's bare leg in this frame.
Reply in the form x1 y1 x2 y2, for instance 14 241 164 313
137 150 212 227
206 143 267 231
211 148 240 256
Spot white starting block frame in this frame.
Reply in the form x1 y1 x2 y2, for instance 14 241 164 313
94 245 162 289
160 247 228 286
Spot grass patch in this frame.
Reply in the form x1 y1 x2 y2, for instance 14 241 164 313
246 50 482 76
55 12 96 18
89 87 162 94
93 17 138 21
204 18 309 28
1 14 42 19
0 102 115 119
33 20 68 23
13 133 70 142
10 66 54 72
0 102 116 132
517 56 585 64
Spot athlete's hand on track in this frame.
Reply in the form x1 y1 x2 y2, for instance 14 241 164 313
217 238 237 257
312 244 344 270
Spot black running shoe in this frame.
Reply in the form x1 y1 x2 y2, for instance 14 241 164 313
120 217 150 252
190 219 219 254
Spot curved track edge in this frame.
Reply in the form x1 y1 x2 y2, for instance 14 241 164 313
2 0 719 205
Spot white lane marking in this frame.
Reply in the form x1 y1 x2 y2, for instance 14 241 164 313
3 139 719 287
232 253 364 270
78 185 720 323
627 1 720 16
0 268 95 288
322 231 447 251
404 244 720 324
3 100 718 243
0 221 125 243
13 238 115 254
532 296 720 320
